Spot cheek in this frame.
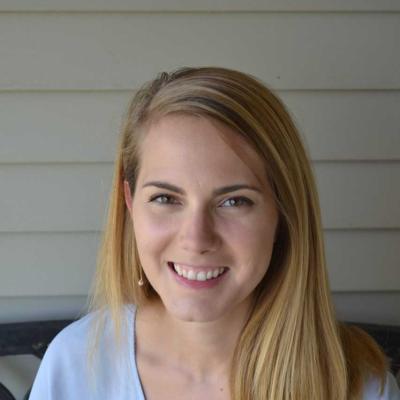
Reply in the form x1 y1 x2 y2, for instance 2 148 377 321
224 215 277 274
224 213 276 249
132 208 176 257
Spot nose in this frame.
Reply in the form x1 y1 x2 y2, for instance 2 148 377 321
178 206 220 254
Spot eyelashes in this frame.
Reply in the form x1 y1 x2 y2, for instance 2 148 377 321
148 194 179 205
220 196 254 208
148 193 254 208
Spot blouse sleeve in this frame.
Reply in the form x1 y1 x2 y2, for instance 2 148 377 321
28 322 93 400
28 336 63 400
363 372 400 400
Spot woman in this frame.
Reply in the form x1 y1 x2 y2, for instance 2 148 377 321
29 67 400 399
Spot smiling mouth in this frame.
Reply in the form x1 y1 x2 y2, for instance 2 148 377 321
167 261 228 281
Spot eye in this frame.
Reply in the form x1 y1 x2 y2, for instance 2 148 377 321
148 193 179 205
148 194 253 208
220 196 254 208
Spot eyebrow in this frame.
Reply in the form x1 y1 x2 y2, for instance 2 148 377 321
142 181 262 196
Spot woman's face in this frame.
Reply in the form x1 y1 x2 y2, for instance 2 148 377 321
125 114 279 322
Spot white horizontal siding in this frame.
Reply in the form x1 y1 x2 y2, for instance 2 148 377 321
315 162 400 229
0 296 88 323
0 232 99 296
0 164 113 232
1 91 399 163
332 292 400 325
325 230 400 291
0 0 399 12
285 91 400 161
0 230 399 297
1 163 399 232
0 92 129 163
0 13 399 90
0 8 398 316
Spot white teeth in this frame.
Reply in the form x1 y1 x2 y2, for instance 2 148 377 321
172 263 226 281
197 272 207 281
175 264 183 276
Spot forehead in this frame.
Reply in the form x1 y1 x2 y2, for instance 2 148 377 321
138 114 269 188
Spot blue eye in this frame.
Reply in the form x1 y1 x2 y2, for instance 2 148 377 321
149 194 178 205
148 194 253 208
220 196 253 208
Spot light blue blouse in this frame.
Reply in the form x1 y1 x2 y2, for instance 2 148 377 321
29 305 400 399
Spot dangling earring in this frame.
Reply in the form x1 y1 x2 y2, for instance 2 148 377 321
138 265 144 286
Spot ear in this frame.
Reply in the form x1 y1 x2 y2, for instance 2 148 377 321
123 180 133 217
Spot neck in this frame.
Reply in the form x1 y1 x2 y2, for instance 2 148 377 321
136 297 253 383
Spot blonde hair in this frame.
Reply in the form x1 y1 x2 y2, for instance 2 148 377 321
86 67 389 399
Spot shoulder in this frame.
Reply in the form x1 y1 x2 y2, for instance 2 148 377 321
29 305 137 400
31 311 102 388
28 311 100 399
363 372 400 400
42 305 136 366
41 309 99 365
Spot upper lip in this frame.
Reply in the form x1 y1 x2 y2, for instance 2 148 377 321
169 261 227 270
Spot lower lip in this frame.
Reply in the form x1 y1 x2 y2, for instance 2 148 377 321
168 263 228 289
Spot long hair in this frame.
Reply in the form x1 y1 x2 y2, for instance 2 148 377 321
86 66 389 399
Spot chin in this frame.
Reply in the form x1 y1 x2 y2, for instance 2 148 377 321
166 300 227 323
